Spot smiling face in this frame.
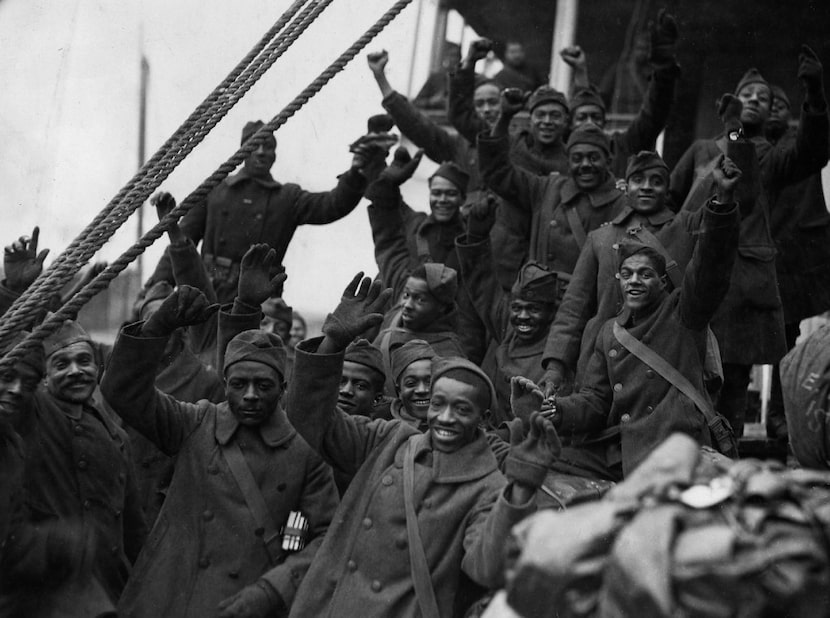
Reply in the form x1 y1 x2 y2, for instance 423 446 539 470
427 376 485 453
509 298 555 343
338 361 383 417
571 104 606 130
397 359 432 420
400 277 445 331
0 363 41 428
225 360 284 426
737 83 771 128
428 176 464 223
45 342 98 404
474 83 502 128
569 144 609 191
618 254 666 314
243 134 277 178
530 102 568 146
626 167 669 214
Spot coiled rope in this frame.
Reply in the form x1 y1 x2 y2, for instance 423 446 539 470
0 0 414 368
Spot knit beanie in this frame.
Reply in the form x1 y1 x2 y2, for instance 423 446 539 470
344 338 385 381
390 339 436 386
224 329 287 380
528 85 569 113
569 87 606 114
431 356 497 411
429 162 470 194
566 124 610 155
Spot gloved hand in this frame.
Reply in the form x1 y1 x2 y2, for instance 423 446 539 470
151 191 187 245
237 243 288 307
321 273 392 352
717 93 743 138
351 131 399 183
540 361 573 398
367 113 395 134
465 193 498 241
504 411 561 489
798 44 825 101
4 226 49 293
649 9 679 66
509 376 544 426
462 39 493 69
141 285 219 338
712 154 743 205
500 88 530 117
559 46 586 70
376 146 424 187
217 581 286 618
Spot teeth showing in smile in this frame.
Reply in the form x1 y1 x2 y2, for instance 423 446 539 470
433 428 456 438
516 325 532 333
412 399 430 406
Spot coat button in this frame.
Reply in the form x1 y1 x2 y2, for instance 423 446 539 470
362 517 372 530
550 220 558 227
646 369 655 379
114 509 122 518
382 475 393 486
202 510 214 521
613 383 623 393
228 570 239 579
608 349 618 358
371 580 382 592
199 557 210 569
255 214 263 221
78 460 88 470
621 413 631 423
74 424 83 435
83 500 91 510
395 537 407 549
347 560 357 572
647 406 654 413
110 545 119 556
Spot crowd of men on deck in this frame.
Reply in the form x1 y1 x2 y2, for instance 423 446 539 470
2 9 830 617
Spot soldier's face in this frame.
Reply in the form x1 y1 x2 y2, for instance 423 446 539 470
474 84 502 128
244 135 277 178
429 177 464 222
627 168 669 214
338 361 382 417
225 360 284 426
509 298 555 343
618 254 666 313
530 103 568 145
427 376 485 453
0 363 40 429
737 83 771 127
569 144 609 190
46 342 98 404
397 359 432 420
571 104 605 130
400 278 445 332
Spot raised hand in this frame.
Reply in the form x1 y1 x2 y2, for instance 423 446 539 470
649 9 679 65
712 154 743 203
141 285 220 338
4 226 49 293
462 39 492 69
377 146 424 186
559 46 586 70
540 360 573 398
151 191 186 244
798 44 824 99
366 50 389 76
505 411 561 492
509 376 544 425
500 88 529 117
320 272 392 352
237 244 287 307
466 192 498 240
717 92 743 138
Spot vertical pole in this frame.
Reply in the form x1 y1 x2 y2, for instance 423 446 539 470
549 0 579 93
136 55 149 284
430 0 450 74
405 0 425 97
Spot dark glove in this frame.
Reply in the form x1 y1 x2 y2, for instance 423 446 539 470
504 411 561 489
4 227 50 293
717 93 743 138
141 285 219 338
649 9 679 66
465 193 497 241
367 113 395 134
466 39 493 65
322 273 392 351
500 88 530 117
217 580 286 618
798 44 825 99
237 243 288 307
376 146 424 187
509 376 544 426
540 361 573 398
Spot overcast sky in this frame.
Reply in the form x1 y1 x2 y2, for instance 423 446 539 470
0 0 449 318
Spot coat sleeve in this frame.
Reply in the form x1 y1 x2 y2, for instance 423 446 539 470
366 180 414 298
259 447 339 607
478 133 549 213
668 141 703 211
449 66 490 145
455 234 510 343
382 91 460 164
121 438 148 564
287 337 404 476
100 323 207 456
765 103 830 189
177 195 208 246
678 200 740 331
290 168 367 226
168 239 219 356
543 234 602 370
614 64 679 160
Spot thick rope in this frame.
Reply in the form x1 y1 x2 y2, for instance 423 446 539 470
0 0 333 348
0 0 315 341
0 0 415 369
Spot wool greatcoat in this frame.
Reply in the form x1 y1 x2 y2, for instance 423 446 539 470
669 103 829 364
100 313 338 618
286 338 535 618
544 204 705 385
554 200 739 479
478 132 627 283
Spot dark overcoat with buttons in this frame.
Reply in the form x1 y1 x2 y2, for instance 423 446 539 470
287 339 535 618
100 322 338 618
478 133 627 278
554 201 739 478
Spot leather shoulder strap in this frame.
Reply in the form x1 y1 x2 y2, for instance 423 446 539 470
222 441 282 564
565 206 587 251
612 321 714 421
403 437 440 618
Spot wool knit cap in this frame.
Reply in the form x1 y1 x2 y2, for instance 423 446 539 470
344 338 385 380
6 332 45 378
474 74 497 90
261 298 293 324
431 356 497 411
566 124 610 155
223 329 287 380
528 85 569 113
429 162 469 193
138 281 174 319
617 241 667 277
390 339 436 385
734 68 770 95
569 86 606 114
43 320 93 359
411 263 458 306
771 85 791 109
625 151 670 180
510 261 558 303
241 120 271 145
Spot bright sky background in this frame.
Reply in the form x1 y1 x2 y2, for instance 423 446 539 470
0 0 456 322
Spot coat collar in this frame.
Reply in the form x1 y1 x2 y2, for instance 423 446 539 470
215 403 296 447
226 167 281 190
611 204 674 227
394 429 498 483
560 174 621 208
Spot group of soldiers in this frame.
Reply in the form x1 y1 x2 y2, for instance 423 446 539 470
2 9 830 618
